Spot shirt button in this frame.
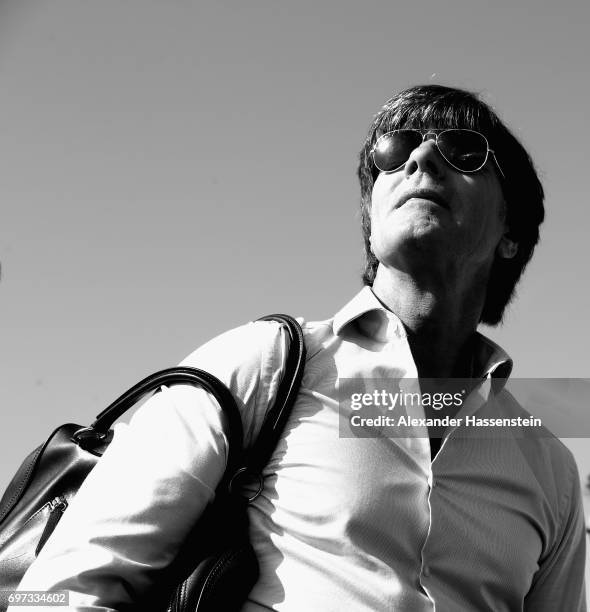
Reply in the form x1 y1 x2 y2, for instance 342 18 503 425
423 565 431 577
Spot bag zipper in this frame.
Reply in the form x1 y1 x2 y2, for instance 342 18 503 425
35 496 68 555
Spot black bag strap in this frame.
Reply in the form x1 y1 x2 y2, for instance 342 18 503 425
73 314 306 493
72 368 245 475
228 314 306 499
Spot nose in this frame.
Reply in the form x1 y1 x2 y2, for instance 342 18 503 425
403 136 445 179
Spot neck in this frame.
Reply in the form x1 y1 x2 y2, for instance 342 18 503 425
371 264 486 378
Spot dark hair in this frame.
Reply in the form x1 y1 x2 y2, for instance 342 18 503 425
357 84 545 325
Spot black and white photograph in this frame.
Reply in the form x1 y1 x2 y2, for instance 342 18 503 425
0 2 588 610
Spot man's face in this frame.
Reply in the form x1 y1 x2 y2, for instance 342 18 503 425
369 131 511 278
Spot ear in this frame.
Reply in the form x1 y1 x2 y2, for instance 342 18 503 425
497 235 518 259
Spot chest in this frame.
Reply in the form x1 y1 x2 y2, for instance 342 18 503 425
257 389 548 603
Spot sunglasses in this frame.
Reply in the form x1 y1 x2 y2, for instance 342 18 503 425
371 129 505 179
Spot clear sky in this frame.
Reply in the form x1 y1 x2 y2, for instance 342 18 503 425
1 0 588 583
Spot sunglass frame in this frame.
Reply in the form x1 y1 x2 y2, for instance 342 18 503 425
371 128 505 180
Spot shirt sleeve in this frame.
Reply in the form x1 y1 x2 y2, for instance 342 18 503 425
524 458 587 612
8 320 288 612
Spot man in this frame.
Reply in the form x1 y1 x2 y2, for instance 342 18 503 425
12 84 587 610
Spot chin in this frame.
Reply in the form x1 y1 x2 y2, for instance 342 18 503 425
387 217 447 243
374 227 451 264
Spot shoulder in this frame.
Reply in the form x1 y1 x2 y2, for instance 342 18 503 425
179 315 337 437
180 317 321 446
495 388 581 513
497 389 577 461
181 316 336 370
181 319 287 379
180 319 288 427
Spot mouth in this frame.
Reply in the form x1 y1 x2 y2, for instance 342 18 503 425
398 189 450 210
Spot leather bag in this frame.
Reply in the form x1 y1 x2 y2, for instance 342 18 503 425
0 314 305 611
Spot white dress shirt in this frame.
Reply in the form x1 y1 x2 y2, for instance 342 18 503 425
11 287 587 611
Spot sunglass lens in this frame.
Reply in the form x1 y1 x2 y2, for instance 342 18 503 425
373 131 422 172
438 130 488 172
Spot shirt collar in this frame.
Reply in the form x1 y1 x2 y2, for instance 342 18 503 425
333 286 513 384
333 285 393 337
